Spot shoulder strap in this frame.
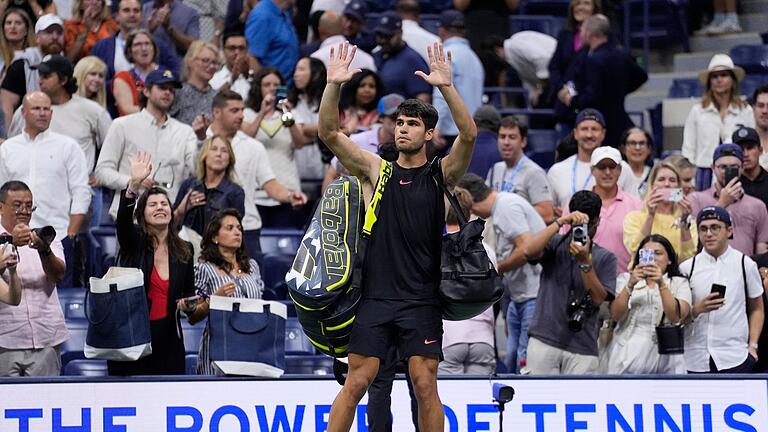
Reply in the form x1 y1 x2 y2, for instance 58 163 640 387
429 157 467 227
686 255 697 281
742 253 749 314
361 159 393 237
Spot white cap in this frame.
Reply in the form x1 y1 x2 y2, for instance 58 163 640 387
590 146 622 166
35 14 64 34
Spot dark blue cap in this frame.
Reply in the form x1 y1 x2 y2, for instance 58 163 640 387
732 126 760 147
712 143 743 162
343 0 368 22
145 69 182 88
697 206 732 227
375 11 402 36
575 108 606 128
438 10 465 30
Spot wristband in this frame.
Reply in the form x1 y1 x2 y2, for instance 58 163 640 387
126 184 138 197
554 219 563 229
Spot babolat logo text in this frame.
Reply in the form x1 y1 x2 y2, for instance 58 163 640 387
320 182 346 281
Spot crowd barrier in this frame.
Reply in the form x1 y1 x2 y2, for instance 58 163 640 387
0 374 766 431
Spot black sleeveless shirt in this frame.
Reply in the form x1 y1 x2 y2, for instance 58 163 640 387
362 161 445 302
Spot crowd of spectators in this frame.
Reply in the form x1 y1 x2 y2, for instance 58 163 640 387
0 0 766 380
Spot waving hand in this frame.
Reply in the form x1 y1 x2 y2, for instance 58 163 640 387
415 42 453 87
327 41 362 85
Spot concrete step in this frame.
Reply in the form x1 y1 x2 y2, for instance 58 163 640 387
742 0 768 14
626 90 667 113
740 13 768 34
690 32 763 53
638 71 698 93
674 51 717 73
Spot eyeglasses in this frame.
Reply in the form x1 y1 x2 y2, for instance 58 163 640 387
196 57 220 67
11 203 36 214
625 140 648 148
698 224 724 234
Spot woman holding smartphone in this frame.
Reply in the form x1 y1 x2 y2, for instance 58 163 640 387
186 208 264 375
623 162 698 262
601 234 692 374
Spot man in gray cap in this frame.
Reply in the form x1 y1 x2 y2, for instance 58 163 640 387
465 105 501 177
734 125 768 208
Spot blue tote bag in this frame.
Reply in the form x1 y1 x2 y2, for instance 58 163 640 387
85 267 152 361
208 297 286 377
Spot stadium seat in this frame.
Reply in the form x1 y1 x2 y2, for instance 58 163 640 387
668 78 703 98
185 354 199 375
262 253 294 293
260 228 303 256
730 45 768 75
285 317 315 355
524 129 559 170
509 15 565 38
61 321 88 368
741 75 768 101
284 355 333 375
181 321 205 354
90 227 117 273
483 87 529 109
519 0 570 15
63 359 108 376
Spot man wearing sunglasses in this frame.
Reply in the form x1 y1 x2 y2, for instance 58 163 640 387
682 206 764 373
688 143 768 256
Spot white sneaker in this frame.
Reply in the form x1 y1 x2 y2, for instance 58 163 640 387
719 20 742 33
695 21 724 36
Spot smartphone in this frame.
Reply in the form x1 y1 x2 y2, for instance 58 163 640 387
0 234 13 244
639 248 655 266
723 166 740 186
658 188 684 202
274 86 288 108
710 283 726 298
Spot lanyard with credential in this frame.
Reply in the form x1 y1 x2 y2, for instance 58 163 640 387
501 155 527 193
572 157 593 194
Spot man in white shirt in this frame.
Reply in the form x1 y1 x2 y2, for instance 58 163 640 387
396 0 439 65
311 11 376 72
0 91 90 288
209 32 251 101
208 90 307 262
503 31 557 104
752 86 768 169
95 69 197 219
681 206 764 373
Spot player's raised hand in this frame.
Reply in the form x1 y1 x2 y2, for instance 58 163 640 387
415 42 452 87
327 41 362 85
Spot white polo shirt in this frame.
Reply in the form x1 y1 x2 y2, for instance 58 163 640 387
680 246 764 371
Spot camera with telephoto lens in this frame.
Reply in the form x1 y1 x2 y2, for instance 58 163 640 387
567 292 595 332
32 226 56 247
572 223 589 245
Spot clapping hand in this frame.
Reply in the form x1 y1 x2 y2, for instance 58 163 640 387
415 42 452 87
327 42 362 85
0 244 17 273
129 151 153 194
214 281 236 297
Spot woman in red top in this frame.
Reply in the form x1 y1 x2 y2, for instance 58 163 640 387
113 29 159 116
64 0 119 62
109 151 199 376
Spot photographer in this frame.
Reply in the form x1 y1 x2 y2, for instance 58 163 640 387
522 190 617 375
682 206 764 373
0 180 67 376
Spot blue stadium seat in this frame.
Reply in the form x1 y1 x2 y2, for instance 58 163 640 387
284 355 333 375
741 75 768 101
519 0 570 15
524 129 559 170
730 45 768 75
285 317 315 355
90 227 117 273
185 354 199 375
668 78 703 98
61 321 88 368
262 253 294 293
181 321 205 354
483 87 529 109
63 359 108 376
509 15 565 38
260 228 303 256
620 0 690 67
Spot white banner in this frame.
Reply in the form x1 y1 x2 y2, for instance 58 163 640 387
0 377 765 431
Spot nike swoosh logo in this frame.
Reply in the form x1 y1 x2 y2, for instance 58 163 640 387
400 180 413 185
424 339 438 345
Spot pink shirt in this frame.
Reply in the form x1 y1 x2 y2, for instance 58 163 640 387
0 238 69 350
688 187 768 256
561 189 642 272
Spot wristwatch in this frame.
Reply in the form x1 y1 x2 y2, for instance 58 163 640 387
579 263 593 273
749 342 759 350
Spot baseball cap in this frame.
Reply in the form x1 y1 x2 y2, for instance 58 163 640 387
35 14 64 33
575 108 606 128
32 54 73 77
696 206 731 227
590 146 622 166
473 105 501 130
375 11 402 36
712 143 743 162
732 126 760 148
343 0 368 23
438 10 465 30
145 69 182 88
377 93 405 116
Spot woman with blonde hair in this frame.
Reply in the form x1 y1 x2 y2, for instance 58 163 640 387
173 135 245 239
0 8 35 83
73 55 107 107
623 161 698 262
64 0 118 62
682 53 754 190
170 40 220 126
